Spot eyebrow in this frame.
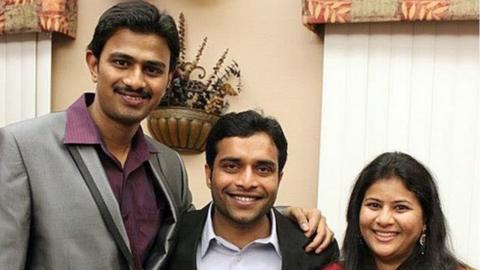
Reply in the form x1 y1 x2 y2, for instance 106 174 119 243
109 52 166 68
219 157 241 163
363 197 381 202
218 158 276 166
363 197 414 205
144 60 166 69
109 52 133 61
256 160 277 168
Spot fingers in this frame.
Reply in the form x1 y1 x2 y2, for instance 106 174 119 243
315 225 334 253
286 207 335 253
303 209 321 238
288 207 310 232
304 213 324 252
304 215 334 253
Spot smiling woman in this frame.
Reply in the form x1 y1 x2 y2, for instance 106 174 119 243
359 177 425 269
323 152 470 270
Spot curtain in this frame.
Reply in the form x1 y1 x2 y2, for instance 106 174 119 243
0 0 77 38
303 0 478 30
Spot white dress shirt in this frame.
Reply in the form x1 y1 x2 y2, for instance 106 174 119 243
196 204 282 270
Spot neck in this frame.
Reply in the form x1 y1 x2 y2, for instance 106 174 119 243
88 101 139 166
211 207 271 249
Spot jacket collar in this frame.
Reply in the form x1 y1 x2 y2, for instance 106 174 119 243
198 203 281 258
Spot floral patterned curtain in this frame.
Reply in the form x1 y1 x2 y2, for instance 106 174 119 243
0 0 77 38
303 0 478 29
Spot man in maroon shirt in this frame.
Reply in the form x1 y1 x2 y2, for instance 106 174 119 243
0 1 332 270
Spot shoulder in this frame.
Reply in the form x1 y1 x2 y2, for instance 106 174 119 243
145 135 180 158
174 205 211 242
165 206 208 269
1 112 66 148
179 206 206 221
323 262 342 270
273 209 340 267
145 135 187 174
2 112 66 135
178 205 209 227
146 135 185 176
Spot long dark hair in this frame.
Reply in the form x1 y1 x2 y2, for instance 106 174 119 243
341 152 464 270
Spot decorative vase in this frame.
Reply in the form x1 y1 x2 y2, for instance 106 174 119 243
147 106 219 153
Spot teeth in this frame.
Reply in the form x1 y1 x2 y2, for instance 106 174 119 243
125 95 142 100
376 232 395 236
233 196 255 202
375 231 397 238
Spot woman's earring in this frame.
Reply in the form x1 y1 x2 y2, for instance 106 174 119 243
419 225 427 255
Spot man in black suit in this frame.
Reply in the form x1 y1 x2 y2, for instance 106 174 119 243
166 110 338 270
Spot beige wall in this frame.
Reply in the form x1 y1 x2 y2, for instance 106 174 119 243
52 0 324 208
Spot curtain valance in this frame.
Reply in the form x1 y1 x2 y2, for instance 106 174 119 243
303 0 478 29
0 0 77 38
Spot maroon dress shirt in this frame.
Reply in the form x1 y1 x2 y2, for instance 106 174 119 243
64 93 165 270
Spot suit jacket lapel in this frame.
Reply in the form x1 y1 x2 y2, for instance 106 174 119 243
184 205 210 269
75 146 131 250
143 154 181 269
172 205 210 270
148 155 179 222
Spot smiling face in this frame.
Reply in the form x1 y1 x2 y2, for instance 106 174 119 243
86 28 172 127
359 177 424 266
206 132 283 229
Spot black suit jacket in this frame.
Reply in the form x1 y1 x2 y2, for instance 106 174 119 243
165 204 339 270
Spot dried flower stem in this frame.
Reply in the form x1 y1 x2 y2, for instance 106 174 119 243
205 49 229 89
211 61 241 93
184 37 208 77
178 13 186 64
193 37 208 66
160 14 242 115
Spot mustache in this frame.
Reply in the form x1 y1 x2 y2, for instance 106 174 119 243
113 84 152 99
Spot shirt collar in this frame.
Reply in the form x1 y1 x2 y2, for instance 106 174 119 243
199 203 281 258
63 93 158 154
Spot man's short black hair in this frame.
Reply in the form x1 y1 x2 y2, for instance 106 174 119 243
87 1 179 71
205 110 288 172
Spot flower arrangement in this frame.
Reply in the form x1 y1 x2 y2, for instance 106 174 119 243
159 13 242 115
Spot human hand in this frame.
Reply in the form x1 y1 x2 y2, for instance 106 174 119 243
284 206 334 253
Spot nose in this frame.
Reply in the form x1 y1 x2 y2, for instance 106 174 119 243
235 168 259 190
376 207 394 226
123 66 146 90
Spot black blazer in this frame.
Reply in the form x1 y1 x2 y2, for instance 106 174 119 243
165 204 339 270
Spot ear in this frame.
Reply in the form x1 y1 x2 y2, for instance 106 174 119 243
86 50 99 83
205 164 212 189
164 71 174 91
278 171 284 185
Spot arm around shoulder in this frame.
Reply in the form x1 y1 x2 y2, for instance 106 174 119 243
0 128 32 269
